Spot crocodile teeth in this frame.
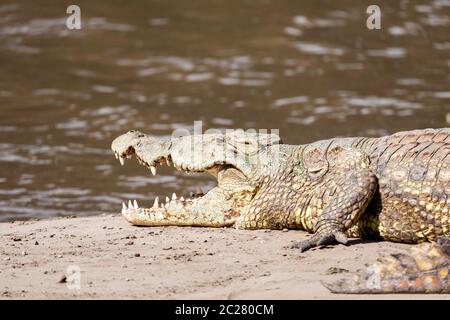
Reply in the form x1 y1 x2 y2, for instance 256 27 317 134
119 157 125 166
122 202 126 213
153 197 159 208
172 193 177 200
133 200 139 209
180 196 184 201
150 166 157 176
115 153 119 159
128 200 133 209
165 196 170 203
166 159 171 166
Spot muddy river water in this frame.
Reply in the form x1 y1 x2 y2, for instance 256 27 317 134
0 0 449 220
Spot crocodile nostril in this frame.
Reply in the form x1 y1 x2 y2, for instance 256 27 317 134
138 134 145 138
128 130 136 133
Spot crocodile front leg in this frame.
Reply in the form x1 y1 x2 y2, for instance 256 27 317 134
293 168 378 252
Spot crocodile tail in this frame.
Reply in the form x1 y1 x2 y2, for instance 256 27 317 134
324 239 449 294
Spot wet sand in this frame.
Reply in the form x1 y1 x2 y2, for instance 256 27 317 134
0 214 448 300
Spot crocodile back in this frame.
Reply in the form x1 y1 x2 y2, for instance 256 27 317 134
357 128 450 242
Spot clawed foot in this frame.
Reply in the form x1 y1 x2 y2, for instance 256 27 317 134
292 231 349 252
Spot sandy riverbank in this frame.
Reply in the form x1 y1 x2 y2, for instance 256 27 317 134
0 214 448 299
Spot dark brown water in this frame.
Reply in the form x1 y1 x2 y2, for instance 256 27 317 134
0 0 449 221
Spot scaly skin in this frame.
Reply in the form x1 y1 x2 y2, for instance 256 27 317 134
111 128 450 254
324 237 449 294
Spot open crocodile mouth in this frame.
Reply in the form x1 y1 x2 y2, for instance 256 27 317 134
113 146 242 216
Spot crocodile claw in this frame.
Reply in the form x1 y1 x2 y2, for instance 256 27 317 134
292 231 349 252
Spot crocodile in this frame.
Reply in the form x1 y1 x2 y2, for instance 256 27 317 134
324 237 449 293
111 128 450 253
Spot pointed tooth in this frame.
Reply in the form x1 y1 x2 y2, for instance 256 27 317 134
128 200 133 209
166 159 171 166
153 197 159 208
133 200 138 209
150 166 157 176
196 187 203 195
180 196 184 201
172 193 177 200
190 192 194 197
122 202 126 213
119 157 125 166
115 153 119 159
165 196 170 203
